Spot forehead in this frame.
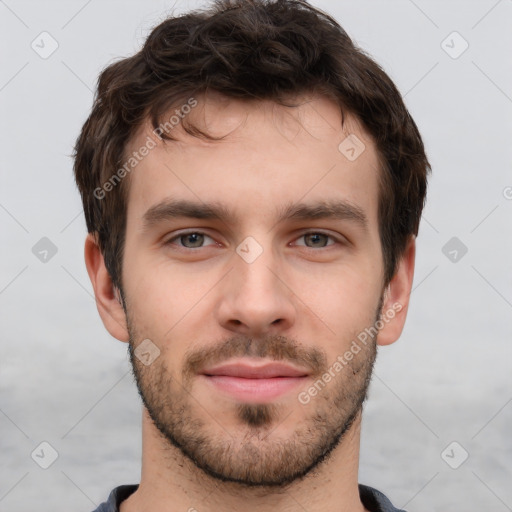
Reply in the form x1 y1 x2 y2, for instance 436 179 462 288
123 93 381 230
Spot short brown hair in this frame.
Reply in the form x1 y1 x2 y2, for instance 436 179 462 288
73 0 431 293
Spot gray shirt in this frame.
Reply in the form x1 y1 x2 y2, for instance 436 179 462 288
91 484 407 511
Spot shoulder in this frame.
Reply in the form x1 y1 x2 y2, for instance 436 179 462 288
91 484 139 512
359 483 407 512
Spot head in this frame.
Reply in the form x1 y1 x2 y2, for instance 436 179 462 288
76 0 430 488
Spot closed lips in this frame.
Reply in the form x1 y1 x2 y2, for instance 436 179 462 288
201 362 309 379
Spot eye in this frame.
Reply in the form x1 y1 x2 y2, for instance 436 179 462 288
165 231 217 249
164 230 343 251
293 231 339 249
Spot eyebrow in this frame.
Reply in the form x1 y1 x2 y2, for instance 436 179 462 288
141 198 368 232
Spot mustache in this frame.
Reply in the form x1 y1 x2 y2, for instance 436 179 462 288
182 334 327 382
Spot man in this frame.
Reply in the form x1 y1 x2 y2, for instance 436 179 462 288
73 0 431 510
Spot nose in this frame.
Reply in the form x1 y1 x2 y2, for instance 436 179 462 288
215 243 297 337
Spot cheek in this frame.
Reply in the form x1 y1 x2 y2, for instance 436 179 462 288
124 254 218 346
122 255 174 339
294 260 380 312
271 275 374 362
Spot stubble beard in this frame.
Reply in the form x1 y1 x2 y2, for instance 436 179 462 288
127 302 381 488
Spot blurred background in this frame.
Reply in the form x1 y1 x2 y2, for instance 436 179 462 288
1 0 511 510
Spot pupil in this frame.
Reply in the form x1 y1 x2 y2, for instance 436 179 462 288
184 233 203 247
307 233 326 247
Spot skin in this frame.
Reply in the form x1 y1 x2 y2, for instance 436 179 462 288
85 92 415 512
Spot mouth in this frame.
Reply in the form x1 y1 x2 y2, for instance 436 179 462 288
199 359 310 403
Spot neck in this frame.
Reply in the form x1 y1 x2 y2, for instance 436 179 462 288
121 407 368 512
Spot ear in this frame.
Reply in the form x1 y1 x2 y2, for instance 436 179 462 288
84 233 129 342
377 235 416 346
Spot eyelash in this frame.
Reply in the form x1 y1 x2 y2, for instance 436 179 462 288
164 230 343 250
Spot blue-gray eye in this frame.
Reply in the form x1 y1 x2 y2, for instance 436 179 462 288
295 232 336 248
303 233 330 247
178 232 206 248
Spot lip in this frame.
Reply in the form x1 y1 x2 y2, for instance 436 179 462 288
200 359 310 403
201 360 310 379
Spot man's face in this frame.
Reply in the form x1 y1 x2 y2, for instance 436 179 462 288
121 93 385 486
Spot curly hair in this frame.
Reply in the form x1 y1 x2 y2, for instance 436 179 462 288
73 0 431 292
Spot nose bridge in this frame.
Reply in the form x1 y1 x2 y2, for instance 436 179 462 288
234 234 283 301
236 237 278 293
216 234 296 334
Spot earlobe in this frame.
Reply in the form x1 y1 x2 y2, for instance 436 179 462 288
84 233 130 343
377 236 416 346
